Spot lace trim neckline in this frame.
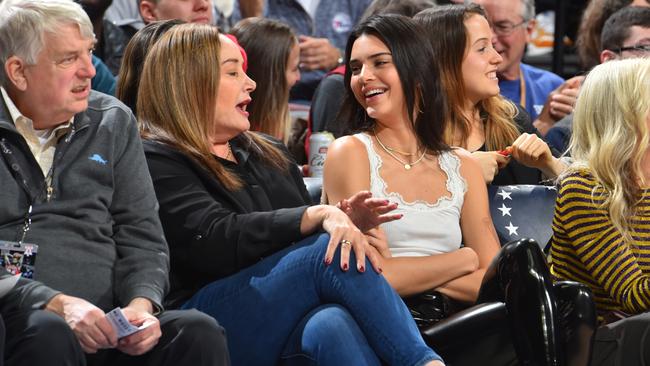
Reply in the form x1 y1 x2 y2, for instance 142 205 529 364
360 133 465 209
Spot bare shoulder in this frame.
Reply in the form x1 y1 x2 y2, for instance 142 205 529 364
325 134 371 169
324 134 371 201
327 134 367 158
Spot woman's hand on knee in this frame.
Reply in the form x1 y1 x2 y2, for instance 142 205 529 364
320 206 382 274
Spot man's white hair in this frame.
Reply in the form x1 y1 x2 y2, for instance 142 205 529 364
0 0 94 86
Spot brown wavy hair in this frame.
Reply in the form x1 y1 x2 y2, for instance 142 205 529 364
414 4 521 151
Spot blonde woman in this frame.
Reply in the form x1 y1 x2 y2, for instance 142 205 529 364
550 58 650 365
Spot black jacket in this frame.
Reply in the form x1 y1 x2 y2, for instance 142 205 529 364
143 135 312 309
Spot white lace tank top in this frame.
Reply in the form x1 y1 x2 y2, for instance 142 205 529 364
354 133 467 257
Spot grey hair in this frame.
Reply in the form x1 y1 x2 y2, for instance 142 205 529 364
519 0 535 21
464 0 535 21
0 0 94 87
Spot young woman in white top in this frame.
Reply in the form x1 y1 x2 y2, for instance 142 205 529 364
324 14 496 303
323 13 585 365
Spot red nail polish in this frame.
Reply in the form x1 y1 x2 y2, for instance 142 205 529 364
378 267 383 273
324 257 332 265
359 265 365 272
343 263 349 271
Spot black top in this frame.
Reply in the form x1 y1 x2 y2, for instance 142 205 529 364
143 134 312 308
479 105 559 185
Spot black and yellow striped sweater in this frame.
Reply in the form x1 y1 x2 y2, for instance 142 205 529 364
550 170 650 319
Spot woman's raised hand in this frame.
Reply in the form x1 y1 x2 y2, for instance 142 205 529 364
470 151 510 184
337 191 402 232
511 133 566 178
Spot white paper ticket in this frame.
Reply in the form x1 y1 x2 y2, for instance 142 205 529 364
106 307 150 338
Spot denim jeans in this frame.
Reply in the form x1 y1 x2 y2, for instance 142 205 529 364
182 233 441 366
280 304 381 366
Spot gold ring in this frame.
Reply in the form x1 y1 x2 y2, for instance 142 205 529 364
340 239 352 249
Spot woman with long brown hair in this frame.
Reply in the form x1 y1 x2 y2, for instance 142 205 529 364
136 23 444 366
414 4 566 185
230 17 300 142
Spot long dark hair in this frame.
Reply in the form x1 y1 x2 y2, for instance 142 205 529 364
338 14 449 154
116 19 184 112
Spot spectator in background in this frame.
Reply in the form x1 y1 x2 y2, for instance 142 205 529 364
472 0 583 136
102 0 214 75
230 18 300 144
415 4 565 185
75 0 117 95
549 58 650 366
576 0 650 71
250 0 373 101
546 6 650 154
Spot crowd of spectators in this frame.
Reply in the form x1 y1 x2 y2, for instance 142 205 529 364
0 0 649 365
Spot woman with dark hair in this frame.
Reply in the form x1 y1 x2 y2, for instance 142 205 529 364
137 23 444 366
230 17 300 142
324 13 590 365
325 13 493 303
116 19 184 112
414 4 566 185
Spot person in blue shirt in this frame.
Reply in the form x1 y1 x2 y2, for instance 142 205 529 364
91 55 116 95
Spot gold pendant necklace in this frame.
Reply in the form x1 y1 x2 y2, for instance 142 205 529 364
373 129 426 170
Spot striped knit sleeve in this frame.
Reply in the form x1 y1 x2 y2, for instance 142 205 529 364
553 173 650 314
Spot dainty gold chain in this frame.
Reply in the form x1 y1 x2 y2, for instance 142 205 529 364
372 129 426 170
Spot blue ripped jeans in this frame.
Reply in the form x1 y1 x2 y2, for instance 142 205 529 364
182 233 441 366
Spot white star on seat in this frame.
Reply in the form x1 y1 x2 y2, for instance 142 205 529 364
505 222 519 236
545 186 557 191
497 190 512 200
498 204 512 217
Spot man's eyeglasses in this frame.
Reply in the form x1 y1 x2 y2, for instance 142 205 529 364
617 44 650 55
491 19 529 36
